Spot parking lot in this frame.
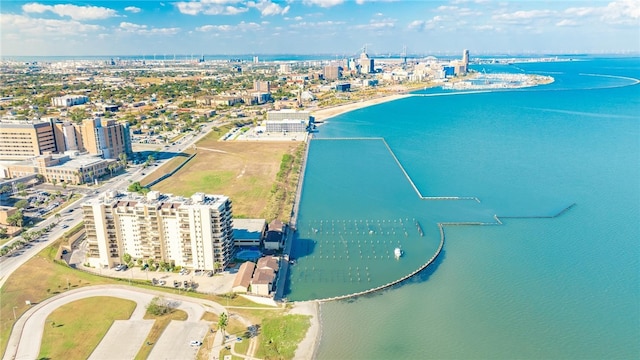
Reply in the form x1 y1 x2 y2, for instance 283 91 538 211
74 248 237 295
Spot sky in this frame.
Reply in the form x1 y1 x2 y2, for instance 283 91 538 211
1 0 639 57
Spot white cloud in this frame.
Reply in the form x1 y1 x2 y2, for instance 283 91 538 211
248 0 290 16
290 20 346 29
119 21 180 35
175 0 248 15
407 20 425 30
492 9 555 22
1 13 103 36
197 24 233 31
556 19 578 27
22 2 117 20
302 0 344 8
565 0 639 25
352 18 395 30
564 7 597 17
196 21 262 32
407 16 444 31
473 24 496 31
124 6 142 13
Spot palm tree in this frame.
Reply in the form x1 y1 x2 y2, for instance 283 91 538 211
51 178 57 187
218 312 228 343
119 153 128 168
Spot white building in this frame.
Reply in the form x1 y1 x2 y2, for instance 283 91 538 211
265 120 308 133
51 95 89 107
82 191 234 270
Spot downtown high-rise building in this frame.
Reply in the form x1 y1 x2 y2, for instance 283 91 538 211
82 191 234 270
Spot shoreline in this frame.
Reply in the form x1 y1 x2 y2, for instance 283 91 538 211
285 75 556 359
311 93 412 122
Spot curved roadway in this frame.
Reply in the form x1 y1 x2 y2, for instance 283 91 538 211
3 285 240 360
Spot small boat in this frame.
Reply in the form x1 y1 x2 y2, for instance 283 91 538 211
394 247 403 259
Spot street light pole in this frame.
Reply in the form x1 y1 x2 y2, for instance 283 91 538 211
12 306 17 320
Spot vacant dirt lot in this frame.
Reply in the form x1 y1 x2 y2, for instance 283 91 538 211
149 139 299 218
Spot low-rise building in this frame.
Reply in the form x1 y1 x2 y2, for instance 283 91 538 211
7 154 118 185
231 255 280 296
233 218 266 247
264 219 286 250
232 261 256 293
51 95 89 107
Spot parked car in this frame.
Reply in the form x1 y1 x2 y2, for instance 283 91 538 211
190 340 202 346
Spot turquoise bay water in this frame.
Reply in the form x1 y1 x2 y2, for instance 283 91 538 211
288 57 639 359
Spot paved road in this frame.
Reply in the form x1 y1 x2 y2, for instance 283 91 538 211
0 120 220 290
2 284 258 360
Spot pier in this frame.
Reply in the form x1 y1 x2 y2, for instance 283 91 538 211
275 135 576 303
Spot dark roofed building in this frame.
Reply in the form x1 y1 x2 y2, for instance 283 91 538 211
264 219 287 251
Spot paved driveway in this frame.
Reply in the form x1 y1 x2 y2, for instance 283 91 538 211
4 286 214 360
148 321 210 360
89 320 154 360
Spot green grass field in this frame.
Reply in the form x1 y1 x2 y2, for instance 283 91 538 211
257 315 311 359
39 297 136 359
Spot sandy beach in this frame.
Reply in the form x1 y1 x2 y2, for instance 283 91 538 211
311 93 412 122
290 301 321 360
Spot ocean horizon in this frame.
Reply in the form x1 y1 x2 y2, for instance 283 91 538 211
4 53 639 63
288 56 639 359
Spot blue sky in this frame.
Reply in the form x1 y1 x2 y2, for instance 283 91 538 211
1 0 638 56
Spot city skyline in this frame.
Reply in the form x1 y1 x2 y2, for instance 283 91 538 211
1 0 639 57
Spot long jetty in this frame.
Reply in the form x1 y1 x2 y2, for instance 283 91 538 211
276 135 576 303
314 137 481 203
309 202 577 304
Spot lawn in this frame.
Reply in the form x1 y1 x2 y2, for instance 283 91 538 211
149 140 299 219
0 243 117 355
256 315 311 360
39 297 136 359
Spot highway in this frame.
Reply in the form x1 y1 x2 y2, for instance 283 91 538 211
0 121 218 289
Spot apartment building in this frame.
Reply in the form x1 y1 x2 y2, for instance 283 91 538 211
82 191 234 271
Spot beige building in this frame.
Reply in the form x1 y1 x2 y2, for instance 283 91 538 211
0 120 58 160
0 118 131 161
232 261 256 293
231 256 280 296
79 118 132 159
7 154 118 185
0 206 18 226
82 191 234 270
